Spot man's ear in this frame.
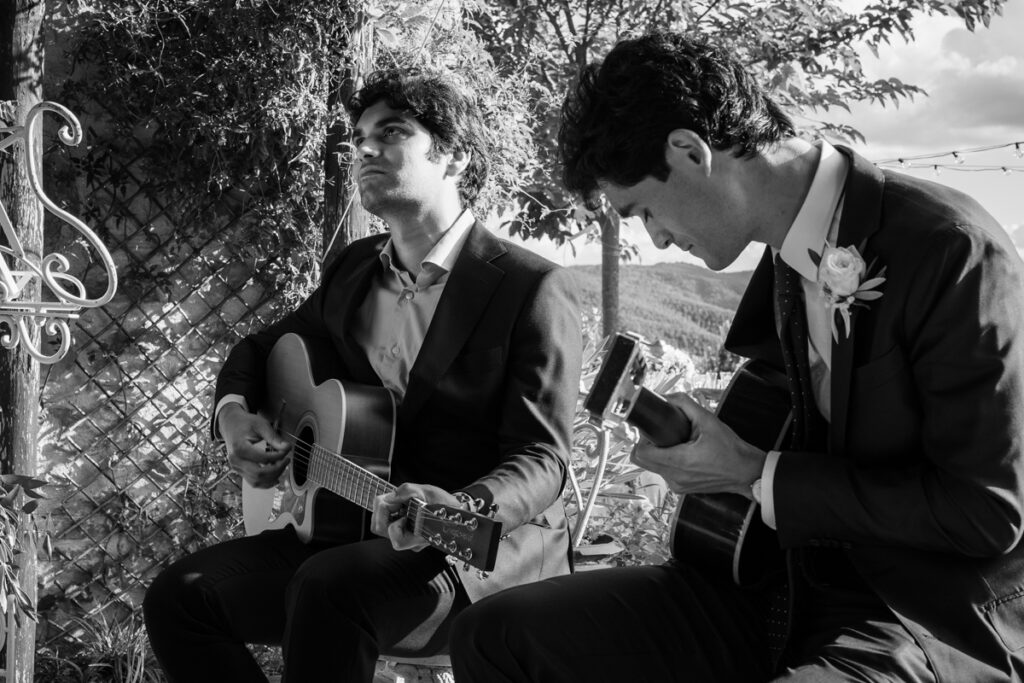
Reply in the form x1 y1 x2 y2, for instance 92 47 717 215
664 129 713 177
446 148 471 178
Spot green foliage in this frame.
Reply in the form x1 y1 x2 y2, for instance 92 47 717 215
570 262 750 371
52 0 348 300
51 0 537 292
468 0 1008 242
0 474 47 626
589 496 677 567
60 2 344 196
469 0 677 240
36 613 165 683
569 310 727 568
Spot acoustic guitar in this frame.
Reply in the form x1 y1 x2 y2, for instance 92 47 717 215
585 332 792 587
241 333 502 572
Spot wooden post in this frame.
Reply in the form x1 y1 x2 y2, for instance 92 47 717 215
322 12 374 269
0 1 45 681
599 208 620 338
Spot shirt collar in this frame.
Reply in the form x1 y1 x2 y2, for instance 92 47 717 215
379 210 476 286
779 141 848 282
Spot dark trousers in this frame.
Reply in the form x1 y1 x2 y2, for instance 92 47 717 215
450 557 935 682
143 528 468 683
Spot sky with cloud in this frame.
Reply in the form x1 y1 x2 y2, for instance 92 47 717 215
507 1 1024 269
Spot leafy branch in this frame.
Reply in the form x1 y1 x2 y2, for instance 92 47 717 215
0 474 47 626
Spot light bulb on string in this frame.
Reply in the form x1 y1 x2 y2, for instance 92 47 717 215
873 142 1024 173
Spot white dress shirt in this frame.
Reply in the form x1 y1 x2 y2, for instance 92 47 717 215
759 141 848 529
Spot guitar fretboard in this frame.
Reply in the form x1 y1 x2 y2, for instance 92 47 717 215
291 436 425 522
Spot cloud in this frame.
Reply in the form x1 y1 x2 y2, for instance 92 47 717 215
826 2 1024 155
941 17 1024 64
839 82 1024 155
961 55 1020 77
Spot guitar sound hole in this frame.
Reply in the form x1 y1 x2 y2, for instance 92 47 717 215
293 425 315 486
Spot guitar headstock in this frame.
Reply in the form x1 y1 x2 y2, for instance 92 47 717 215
416 503 502 572
584 332 648 422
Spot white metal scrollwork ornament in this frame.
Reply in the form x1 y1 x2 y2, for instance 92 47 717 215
0 101 117 363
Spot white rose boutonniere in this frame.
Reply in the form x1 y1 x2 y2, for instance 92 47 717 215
809 241 886 341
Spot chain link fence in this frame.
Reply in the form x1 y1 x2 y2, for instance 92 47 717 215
32 105 293 655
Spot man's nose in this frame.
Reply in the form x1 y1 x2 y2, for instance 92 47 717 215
357 139 380 159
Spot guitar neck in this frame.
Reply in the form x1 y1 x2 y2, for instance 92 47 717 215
298 439 428 524
301 438 392 509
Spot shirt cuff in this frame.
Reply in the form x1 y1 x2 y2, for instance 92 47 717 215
759 450 782 530
213 394 248 440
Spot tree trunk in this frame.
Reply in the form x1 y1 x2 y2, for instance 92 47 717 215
599 208 620 338
322 13 374 269
0 1 44 681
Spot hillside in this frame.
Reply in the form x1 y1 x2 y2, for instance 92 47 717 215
568 262 753 368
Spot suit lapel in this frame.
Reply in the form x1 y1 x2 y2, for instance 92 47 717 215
828 147 885 456
725 246 785 369
399 223 506 421
330 238 385 386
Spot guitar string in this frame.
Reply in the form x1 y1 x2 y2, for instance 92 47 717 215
268 431 492 563
270 430 456 528
285 430 410 513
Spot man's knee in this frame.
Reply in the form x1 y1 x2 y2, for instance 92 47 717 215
285 553 363 620
451 591 525 655
144 566 179 613
143 565 205 641
449 600 483 652
286 557 328 608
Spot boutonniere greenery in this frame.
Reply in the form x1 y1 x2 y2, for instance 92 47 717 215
808 240 886 342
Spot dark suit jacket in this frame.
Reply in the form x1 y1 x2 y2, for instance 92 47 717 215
214 223 583 602
727 148 1024 681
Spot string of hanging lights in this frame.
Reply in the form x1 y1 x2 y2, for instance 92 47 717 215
873 141 1024 175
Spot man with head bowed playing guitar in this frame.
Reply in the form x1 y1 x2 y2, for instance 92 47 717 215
450 32 1024 683
143 68 582 682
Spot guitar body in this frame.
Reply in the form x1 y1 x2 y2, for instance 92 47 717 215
242 333 397 544
668 359 792 586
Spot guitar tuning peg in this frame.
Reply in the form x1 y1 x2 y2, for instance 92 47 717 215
462 562 471 572
466 517 478 530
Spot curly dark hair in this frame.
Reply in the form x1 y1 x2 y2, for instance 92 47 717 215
348 68 491 207
559 32 795 201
